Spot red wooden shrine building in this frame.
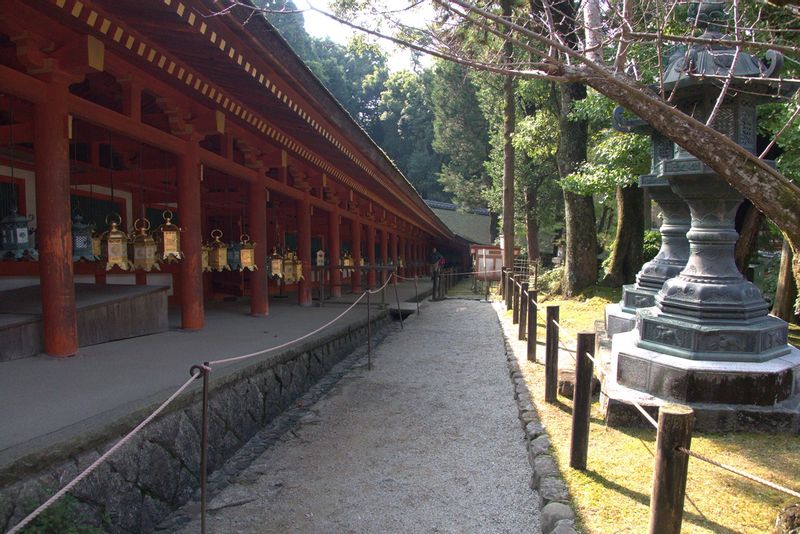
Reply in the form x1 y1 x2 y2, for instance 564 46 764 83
0 0 463 357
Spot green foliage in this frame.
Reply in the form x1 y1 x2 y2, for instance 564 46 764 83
430 61 491 209
561 129 649 197
642 230 661 263
537 266 564 296
261 4 450 201
376 70 445 200
19 494 106 534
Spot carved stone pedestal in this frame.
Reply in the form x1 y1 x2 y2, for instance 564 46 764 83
603 331 800 432
605 173 690 336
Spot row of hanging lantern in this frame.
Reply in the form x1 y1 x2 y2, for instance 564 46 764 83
267 247 305 284
69 209 184 272
0 98 37 261
201 229 258 272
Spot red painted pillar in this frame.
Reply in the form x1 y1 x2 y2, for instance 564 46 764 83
296 196 312 306
328 208 342 297
367 224 376 288
390 231 398 269
35 82 77 357
351 218 362 293
249 183 268 316
398 236 405 277
380 228 388 285
177 139 204 329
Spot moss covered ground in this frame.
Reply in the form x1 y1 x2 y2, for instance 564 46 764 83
495 283 800 533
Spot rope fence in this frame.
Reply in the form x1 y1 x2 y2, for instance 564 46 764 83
5 271 409 534
7 371 202 534
498 267 800 533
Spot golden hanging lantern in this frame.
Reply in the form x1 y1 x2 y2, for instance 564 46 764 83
201 242 211 272
316 249 326 267
239 234 257 272
102 213 132 271
282 250 296 283
269 247 284 278
208 229 230 272
398 257 404 268
155 210 182 263
293 252 305 282
91 230 103 259
131 218 160 272
342 252 354 277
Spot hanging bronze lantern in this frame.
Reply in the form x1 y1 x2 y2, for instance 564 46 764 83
201 242 211 272
155 210 182 263
208 229 230 272
71 211 96 262
293 252 304 282
316 249 326 267
398 257 404 269
269 247 284 278
283 250 296 283
227 239 242 271
239 234 257 272
341 252 354 278
91 230 103 259
131 218 160 272
1 208 36 260
102 213 132 271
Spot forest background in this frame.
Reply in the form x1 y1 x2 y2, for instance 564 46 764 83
254 0 799 324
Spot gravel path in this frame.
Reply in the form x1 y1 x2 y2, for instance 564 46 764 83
176 299 539 533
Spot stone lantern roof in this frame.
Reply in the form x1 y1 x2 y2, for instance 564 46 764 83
662 0 794 100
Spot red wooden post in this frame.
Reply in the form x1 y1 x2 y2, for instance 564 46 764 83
328 208 341 297
177 138 204 329
390 230 398 270
367 224 376 288
380 227 389 285
249 182 268 316
399 235 406 277
351 218 362 292
296 196 312 306
35 81 78 356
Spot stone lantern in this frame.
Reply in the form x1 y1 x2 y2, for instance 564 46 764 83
605 0 800 430
605 114 691 336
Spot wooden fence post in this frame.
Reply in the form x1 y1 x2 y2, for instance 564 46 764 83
527 290 538 362
505 270 513 311
512 275 521 324
500 267 506 298
570 332 595 471
649 404 694 534
519 282 528 341
545 305 560 403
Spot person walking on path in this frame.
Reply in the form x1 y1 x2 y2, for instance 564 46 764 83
174 299 539 533
428 247 444 278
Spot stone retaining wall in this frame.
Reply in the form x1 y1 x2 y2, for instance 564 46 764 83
0 311 389 533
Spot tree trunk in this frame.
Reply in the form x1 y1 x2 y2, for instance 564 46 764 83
489 210 499 243
597 204 610 233
501 0 515 269
773 238 799 323
602 183 644 287
525 185 540 261
734 201 763 274
557 82 596 296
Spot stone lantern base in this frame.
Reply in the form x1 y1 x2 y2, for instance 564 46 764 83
605 283 660 336
601 330 800 432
